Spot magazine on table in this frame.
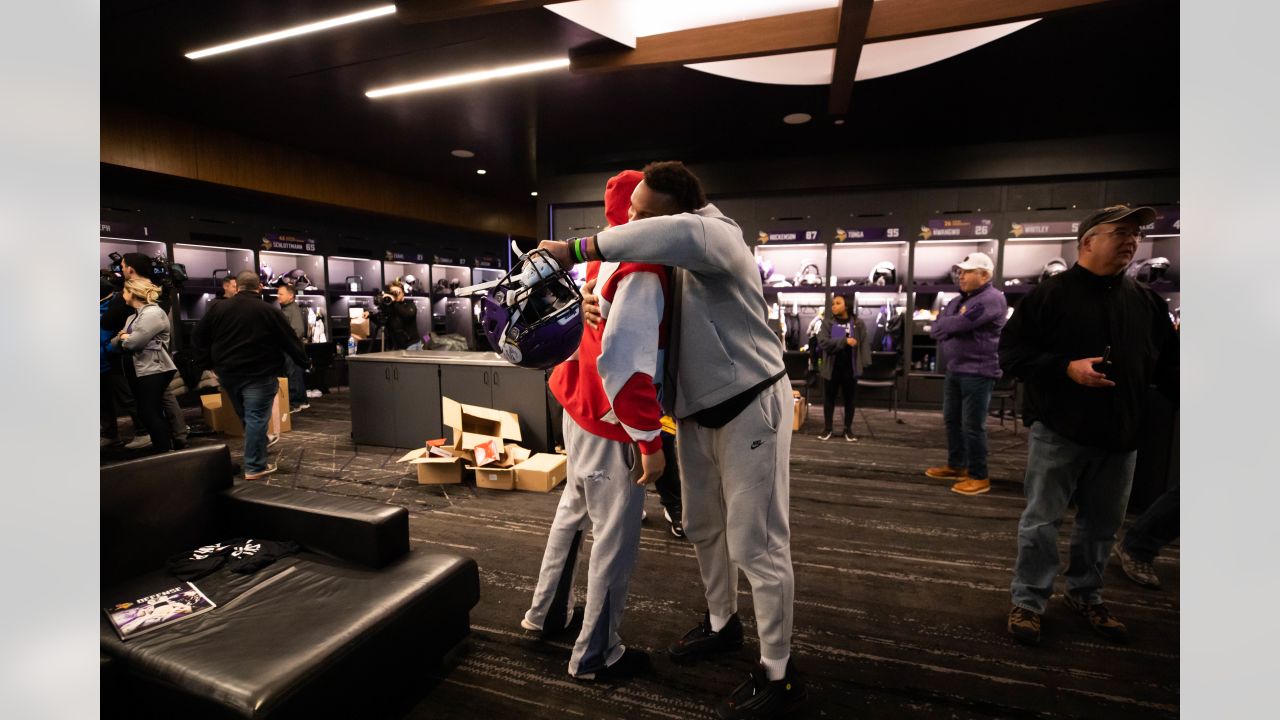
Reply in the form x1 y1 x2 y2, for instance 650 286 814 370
104 581 216 641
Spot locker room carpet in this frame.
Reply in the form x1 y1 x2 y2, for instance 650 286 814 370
108 390 1179 719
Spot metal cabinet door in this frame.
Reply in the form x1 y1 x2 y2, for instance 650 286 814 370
394 363 442 448
490 366 551 452
349 361 397 446
438 364 494 416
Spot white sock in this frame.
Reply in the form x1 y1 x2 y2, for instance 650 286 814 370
709 612 731 633
760 654 790 681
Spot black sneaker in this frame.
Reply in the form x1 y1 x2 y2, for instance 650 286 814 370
573 647 652 683
1063 595 1128 643
843 429 857 442
717 660 807 719
522 605 585 641
817 430 833 441
669 611 744 664
1007 605 1041 645
664 507 686 539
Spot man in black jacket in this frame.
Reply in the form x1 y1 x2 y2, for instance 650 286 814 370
193 271 308 480
1001 205 1178 646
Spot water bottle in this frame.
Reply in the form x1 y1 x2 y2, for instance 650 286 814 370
347 335 358 357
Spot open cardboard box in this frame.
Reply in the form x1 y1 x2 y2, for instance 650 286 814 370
792 389 808 432
469 443 532 491
396 447 466 485
201 378 292 437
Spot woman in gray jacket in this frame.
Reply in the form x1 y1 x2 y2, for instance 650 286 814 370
111 277 178 452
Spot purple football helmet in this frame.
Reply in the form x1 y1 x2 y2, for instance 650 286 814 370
476 248 583 369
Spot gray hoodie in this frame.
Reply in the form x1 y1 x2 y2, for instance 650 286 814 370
596 204 784 418
114 303 177 377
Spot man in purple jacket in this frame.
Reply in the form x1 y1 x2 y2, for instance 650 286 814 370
924 252 1007 496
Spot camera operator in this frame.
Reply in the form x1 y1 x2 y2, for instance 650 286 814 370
375 282 419 350
102 254 187 448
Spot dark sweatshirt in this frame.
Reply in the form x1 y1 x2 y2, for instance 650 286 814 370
999 263 1178 451
193 290 308 380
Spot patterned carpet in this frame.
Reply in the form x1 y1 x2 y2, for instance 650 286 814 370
108 389 1179 719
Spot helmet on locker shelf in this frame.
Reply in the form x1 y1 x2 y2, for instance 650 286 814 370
794 262 823 286
1039 257 1069 283
868 261 896 286
258 264 274 286
756 256 775 284
1127 256 1171 284
471 247 583 369
401 274 417 294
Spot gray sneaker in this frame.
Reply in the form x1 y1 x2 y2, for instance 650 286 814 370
1114 543 1161 589
244 463 278 481
124 434 152 450
267 433 280 447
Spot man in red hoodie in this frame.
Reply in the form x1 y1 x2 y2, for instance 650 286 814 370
521 170 670 682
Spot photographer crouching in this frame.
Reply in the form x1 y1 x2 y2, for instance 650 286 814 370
375 282 420 350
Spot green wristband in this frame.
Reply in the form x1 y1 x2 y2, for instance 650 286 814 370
571 237 585 263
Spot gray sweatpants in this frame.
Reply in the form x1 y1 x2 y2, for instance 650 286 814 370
678 379 794 660
524 414 646 676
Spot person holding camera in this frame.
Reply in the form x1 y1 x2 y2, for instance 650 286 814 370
1000 205 1179 647
376 282 419 350
110 277 178 453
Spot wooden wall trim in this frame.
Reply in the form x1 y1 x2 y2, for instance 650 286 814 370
101 104 535 237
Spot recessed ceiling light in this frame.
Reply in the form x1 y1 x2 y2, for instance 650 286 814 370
530 191 539 197
451 149 475 158
783 113 812 125
476 169 487 175
185 5 396 60
367 57 570 98
833 118 845 125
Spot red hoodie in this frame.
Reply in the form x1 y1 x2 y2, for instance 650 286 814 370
547 170 670 454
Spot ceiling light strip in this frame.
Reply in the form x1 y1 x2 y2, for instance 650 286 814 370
185 5 396 60
366 57 570 98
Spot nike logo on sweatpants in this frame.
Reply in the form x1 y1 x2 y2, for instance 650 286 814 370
750 439 763 449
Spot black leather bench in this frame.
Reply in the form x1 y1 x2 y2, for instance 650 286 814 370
101 445 479 719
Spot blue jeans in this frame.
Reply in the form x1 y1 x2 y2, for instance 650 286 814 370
1010 422 1137 613
284 356 307 407
943 373 996 480
1123 484 1179 563
221 375 278 474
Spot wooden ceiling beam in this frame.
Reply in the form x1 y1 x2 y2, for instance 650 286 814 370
394 0 556 25
571 9 840 73
828 0 875 117
570 0 1111 73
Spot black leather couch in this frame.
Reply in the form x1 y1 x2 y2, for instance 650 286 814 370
101 445 480 719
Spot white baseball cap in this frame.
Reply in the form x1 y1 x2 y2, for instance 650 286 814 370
955 252 994 272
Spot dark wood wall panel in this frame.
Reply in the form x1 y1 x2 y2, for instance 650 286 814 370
102 105 536 238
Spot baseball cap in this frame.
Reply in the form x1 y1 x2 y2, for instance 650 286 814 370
1076 204 1157 241
955 252 994 272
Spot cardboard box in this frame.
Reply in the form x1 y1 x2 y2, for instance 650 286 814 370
514 453 568 493
205 378 292 437
792 390 808 432
472 466 516 490
349 317 371 340
466 444 532 491
442 396 522 452
397 448 466 485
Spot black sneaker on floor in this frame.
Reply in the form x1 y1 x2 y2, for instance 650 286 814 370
573 647 652 683
669 611 744 665
664 507 686 539
523 605 584 642
1063 594 1128 643
717 660 807 719
842 429 857 442
817 430 833 441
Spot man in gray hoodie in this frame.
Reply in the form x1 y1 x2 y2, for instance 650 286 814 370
539 161 803 719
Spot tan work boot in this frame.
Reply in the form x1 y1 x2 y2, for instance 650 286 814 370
924 465 967 480
951 478 991 495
